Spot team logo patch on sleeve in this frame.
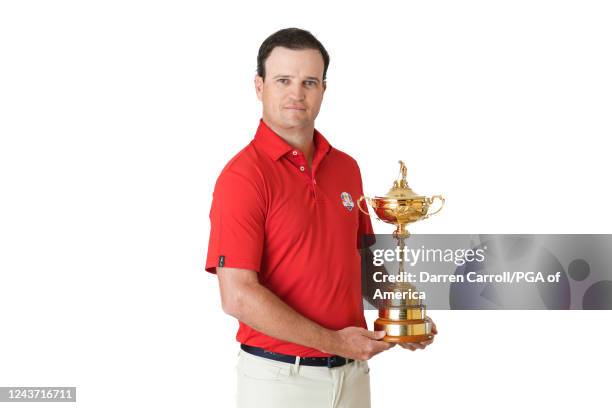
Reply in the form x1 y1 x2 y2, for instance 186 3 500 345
340 192 354 211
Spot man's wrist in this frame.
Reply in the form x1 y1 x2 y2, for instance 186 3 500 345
318 328 340 356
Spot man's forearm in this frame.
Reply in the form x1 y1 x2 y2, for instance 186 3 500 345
229 281 340 355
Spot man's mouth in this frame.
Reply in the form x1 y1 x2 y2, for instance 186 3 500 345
285 106 306 110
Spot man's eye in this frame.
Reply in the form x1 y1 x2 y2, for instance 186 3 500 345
304 81 316 86
278 79 289 84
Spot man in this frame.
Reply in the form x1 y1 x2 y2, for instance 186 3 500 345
205 28 436 408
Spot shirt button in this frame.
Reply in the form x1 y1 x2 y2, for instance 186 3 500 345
299 166 305 172
313 179 317 184
292 151 298 156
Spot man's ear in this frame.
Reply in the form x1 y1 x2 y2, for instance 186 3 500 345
322 80 327 92
254 75 264 101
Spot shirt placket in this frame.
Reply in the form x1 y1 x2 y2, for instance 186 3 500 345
286 149 318 199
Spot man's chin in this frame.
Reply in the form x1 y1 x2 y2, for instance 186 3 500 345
281 116 311 128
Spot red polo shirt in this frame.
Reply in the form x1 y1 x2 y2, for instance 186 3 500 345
205 119 373 357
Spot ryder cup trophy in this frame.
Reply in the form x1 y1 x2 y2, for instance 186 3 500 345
357 161 444 343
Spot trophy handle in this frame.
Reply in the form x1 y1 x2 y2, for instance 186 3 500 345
357 196 371 216
423 195 445 219
358 196 385 223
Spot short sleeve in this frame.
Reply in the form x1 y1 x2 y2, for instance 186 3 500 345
205 169 266 274
358 207 375 248
356 165 376 249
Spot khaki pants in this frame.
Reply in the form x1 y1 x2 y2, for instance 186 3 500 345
236 350 371 408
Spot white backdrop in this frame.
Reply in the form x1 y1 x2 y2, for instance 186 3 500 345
1 1 611 407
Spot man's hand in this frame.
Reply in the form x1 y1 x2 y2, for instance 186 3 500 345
327 327 395 361
398 317 438 351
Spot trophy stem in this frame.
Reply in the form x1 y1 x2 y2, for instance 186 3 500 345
393 223 410 239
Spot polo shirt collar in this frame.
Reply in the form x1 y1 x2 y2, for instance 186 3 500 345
254 119 332 161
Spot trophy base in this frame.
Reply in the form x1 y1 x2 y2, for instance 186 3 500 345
382 334 434 343
374 316 434 343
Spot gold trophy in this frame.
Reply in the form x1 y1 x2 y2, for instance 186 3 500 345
357 161 444 343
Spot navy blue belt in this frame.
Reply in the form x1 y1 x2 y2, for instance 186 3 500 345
240 344 354 368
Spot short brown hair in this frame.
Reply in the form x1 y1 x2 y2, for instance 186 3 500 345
257 28 330 81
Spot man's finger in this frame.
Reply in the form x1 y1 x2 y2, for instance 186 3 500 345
371 339 394 352
402 342 425 349
374 341 396 352
363 330 387 340
425 317 438 335
400 343 416 350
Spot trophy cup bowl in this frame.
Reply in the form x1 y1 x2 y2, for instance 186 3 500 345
358 160 444 343
358 195 444 238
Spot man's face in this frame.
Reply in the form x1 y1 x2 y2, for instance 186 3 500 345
255 47 326 130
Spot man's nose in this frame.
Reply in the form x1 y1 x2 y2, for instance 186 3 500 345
288 82 305 100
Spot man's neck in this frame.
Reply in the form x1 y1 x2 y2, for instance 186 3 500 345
264 119 315 167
